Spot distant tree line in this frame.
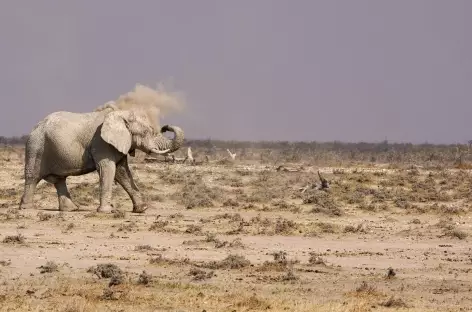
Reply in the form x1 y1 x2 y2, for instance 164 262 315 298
0 135 467 152
184 138 463 153
0 135 29 145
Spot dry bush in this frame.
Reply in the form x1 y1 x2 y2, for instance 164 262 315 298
62 222 75 233
435 204 469 215
308 252 327 265
2 233 26 244
112 210 126 219
270 199 300 212
71 182 99 206
221 198 240 208
188 268 214 281
185 224 202 234
117 221 138 233
168 212 184 219
87 263 123 279
158 169 187 184
0 208 21 221
203 254 251 270
201 233 245 249
344 223 369 234
37 211 53 221
135 244 154 251
243 170 293 202
215 174 243 187
306 222 341 236
274 218 299 235
149 219 170 232
137 270 153 285
0 188 18 201
276 268 299 282
213 213 243 222
380 296 408 308
233 294 272 311
60 296 91 312
303 190 344 216
149 254 190 266
38 261 59 273
444 228 468 240
172 174 222 209
258 251 299 273
354 281 383 297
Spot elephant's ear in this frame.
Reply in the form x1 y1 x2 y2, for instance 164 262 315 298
101 111 132 154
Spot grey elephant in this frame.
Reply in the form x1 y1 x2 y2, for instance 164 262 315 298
19 85 185 213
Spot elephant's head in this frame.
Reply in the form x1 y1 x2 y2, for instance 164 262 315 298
100 110 184 156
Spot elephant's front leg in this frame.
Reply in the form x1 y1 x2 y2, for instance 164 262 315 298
115 157 147 213
96 159 116 213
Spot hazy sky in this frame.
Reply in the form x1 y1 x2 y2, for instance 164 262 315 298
0 1 471 143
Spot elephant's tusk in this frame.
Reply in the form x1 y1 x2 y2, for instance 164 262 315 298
151 149 171 155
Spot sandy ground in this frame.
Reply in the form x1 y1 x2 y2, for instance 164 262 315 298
0 147 471 312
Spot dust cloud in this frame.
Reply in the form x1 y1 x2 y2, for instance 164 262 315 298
95 83 185 130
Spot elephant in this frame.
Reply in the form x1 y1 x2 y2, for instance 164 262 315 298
18 87 185 213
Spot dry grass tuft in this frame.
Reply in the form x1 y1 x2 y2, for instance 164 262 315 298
204 254 251 270
112 210 126 219
37 211 53 221
308 252 327 266
0 208 21 221
172 174 222 209
352 281 385 298
38 261 59 273
188 268 214 281
445 228 468 240
2 233 26 244
234 294 272 310
380 296 408 308
137 270 153 285
87 263 123 279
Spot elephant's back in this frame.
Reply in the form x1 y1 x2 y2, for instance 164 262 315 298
41 111 104 146
43 111 96 125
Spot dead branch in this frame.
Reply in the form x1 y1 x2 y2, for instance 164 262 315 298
276 165 302 172
299 170 329 193
172 155 189 163
318 170 329 189
227 149 237 161
187 147 194 163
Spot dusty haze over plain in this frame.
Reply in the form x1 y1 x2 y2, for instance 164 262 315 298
0 0 471 143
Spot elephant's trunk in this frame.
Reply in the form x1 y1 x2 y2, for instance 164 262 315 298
152 125 185 155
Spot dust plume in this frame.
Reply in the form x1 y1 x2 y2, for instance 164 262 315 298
95 83 185 129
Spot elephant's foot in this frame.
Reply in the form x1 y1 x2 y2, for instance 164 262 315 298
97 204 114 213
132 203 148 214
19 201 34 210
59 197 79 212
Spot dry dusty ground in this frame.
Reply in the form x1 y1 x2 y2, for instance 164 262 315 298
0 147 472 312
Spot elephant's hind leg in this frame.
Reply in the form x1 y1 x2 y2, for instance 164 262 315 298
52 177 79 212
115 157 147 213
19 178 40 210
19 141 41 210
